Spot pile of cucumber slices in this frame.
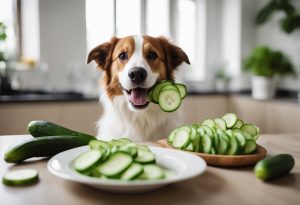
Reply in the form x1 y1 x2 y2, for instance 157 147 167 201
148 80 187 112
168 113 260 155
73 138 171 180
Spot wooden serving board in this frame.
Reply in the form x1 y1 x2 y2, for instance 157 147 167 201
157 139 267 167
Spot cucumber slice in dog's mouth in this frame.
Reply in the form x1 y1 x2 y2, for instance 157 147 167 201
124 87 150 108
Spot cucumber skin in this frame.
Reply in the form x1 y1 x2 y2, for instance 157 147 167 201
254 154 295 181
4 135 95 163
27 120 95 138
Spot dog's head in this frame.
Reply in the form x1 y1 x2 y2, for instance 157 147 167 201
87 35 190 111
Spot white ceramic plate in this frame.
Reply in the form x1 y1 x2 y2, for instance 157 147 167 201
47 146 206 193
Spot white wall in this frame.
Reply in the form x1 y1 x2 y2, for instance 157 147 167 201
255 0 300 91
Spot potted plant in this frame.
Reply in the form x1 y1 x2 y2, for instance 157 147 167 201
214 68 231 92
243 46 295 100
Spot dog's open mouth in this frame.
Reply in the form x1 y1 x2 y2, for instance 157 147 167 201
124 87 150 109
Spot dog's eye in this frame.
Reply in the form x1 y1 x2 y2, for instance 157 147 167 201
147 51 158 60
118 52 128 61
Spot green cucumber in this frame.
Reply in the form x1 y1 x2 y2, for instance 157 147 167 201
172 128 190 149
233 119 244 129
134 149 155 164
185 143 194 151
227 134 239 155
174 83 187 99
120 163 143 180
74 150 102 172
27 120 95 138
214 118 227 130
160 84 179 93
5 135 95 163
241 124 260 141
217 134 229 154
254 154 295 181
244 140 257 154
158 89 182 112
202 134 212 154
201 119 215 128
98 152 133 177
138 164 164 180
152 81 173 103
2 169 39 186
222 113 238 128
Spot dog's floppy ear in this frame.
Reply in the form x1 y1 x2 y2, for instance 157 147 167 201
157 36 190 70
87 37 119 70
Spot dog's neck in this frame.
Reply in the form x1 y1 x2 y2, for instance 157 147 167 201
96 93 182 142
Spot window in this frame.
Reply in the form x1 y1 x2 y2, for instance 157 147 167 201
146 0 170 37
86 0 114 50
0 0 19 59
85 0 205 81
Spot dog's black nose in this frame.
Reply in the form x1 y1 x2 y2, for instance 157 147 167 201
128 67 147 84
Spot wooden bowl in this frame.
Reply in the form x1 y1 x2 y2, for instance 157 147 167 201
157 139 267 167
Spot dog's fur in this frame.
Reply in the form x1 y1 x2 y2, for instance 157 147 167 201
87 35 190 142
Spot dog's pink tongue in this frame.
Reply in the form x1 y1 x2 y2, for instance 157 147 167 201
130 88 148 105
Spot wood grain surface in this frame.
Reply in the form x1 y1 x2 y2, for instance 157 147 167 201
0 134 299 205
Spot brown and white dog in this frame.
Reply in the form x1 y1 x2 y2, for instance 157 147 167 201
87 35 190 142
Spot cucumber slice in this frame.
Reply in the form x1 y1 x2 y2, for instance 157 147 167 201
227 134 239 155
225 129 233 137
74 150 102 172
134 149 155 164
160 84 179 93
233 119 244 129
214 118 227 130
168 127 180 143
190 126 197 140
158 89 182 112
199 125 214 136
109 140 128 148
2 169 39 186
89 140 110 159
233 129 253 140
244 140 257 154
147 88 155 103
222 113 238 128
202 134 212 154
241 124 259 140
138 164 164 180
137 145 150 151
210 147 216 154
174 83 187 99
192 132 201 152
197 127 206 136
117 138 132 144
172 128 190 149
119 143 138 158
152 81 172 103
120 163 143 180
98 152 133 177
201 119 215 128
233 131 246 148
185 143 194 151
217 134 229 155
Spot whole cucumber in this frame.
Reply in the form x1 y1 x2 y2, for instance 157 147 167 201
4 135 95 163
27 120 94 138
254 154 295 181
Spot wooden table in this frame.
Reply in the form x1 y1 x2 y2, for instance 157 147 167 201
0 134 299 205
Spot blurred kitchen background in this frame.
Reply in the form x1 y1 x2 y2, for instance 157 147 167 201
0 0 300 136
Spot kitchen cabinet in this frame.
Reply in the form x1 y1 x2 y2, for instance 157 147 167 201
0 95 300 135
0 102 102 135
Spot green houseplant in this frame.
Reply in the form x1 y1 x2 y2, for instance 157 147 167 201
214 68 231 92
243 46 295 99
